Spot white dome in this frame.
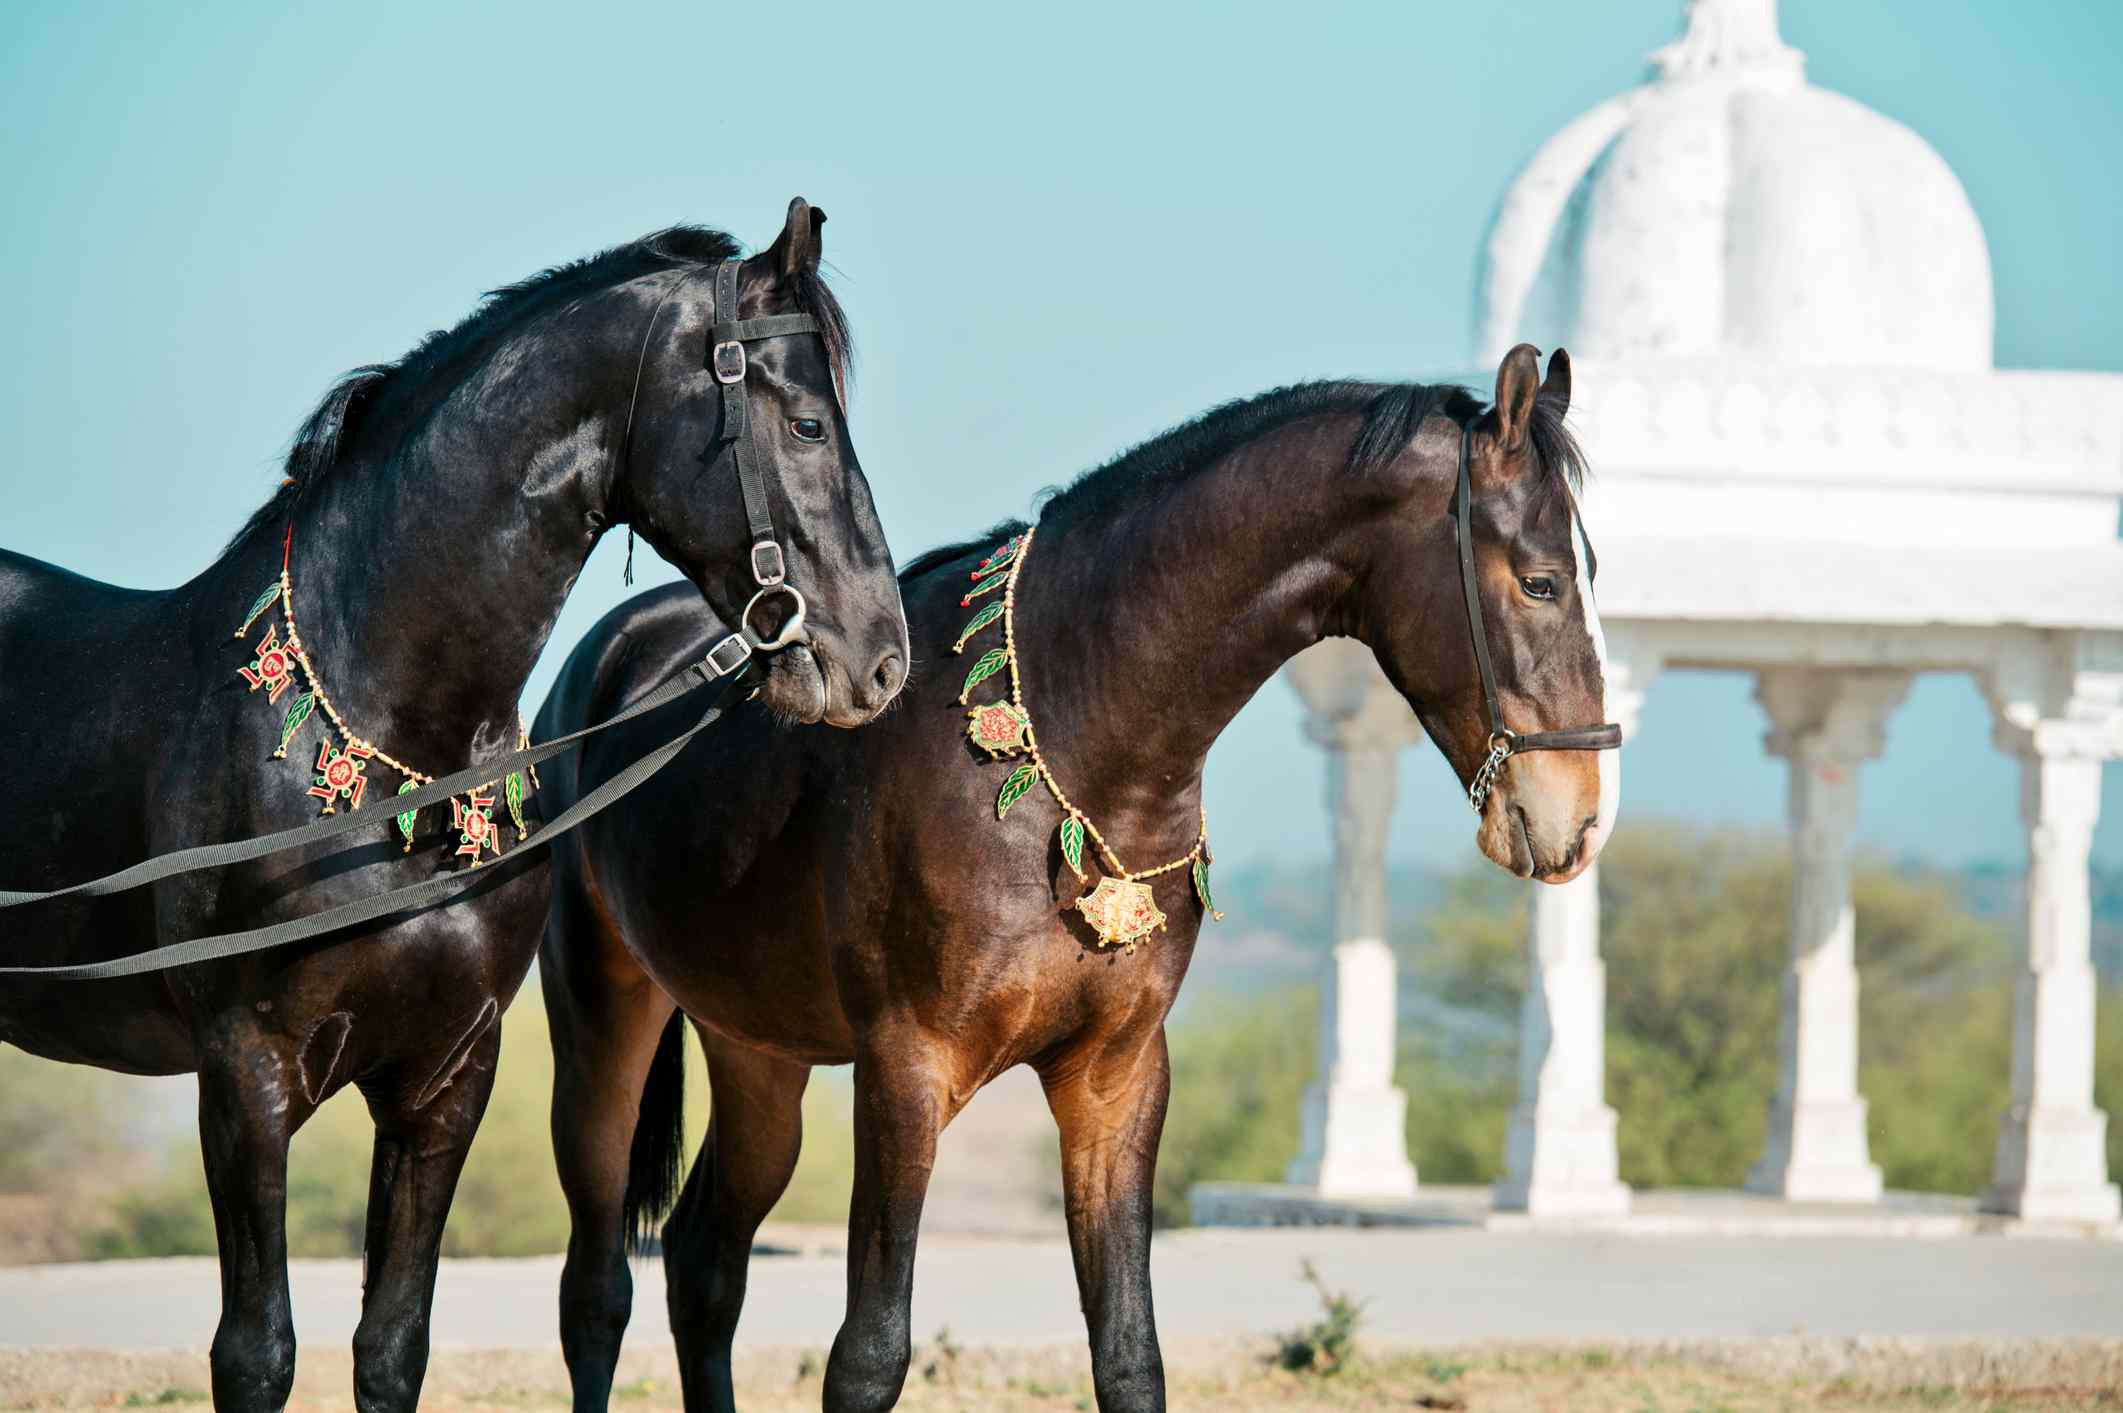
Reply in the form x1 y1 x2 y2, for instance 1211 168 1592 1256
1476 0 1994 371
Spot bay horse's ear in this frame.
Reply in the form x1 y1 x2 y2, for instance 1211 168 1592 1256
1540 347 1572 418
767 197 827 280
1492 342 1543 454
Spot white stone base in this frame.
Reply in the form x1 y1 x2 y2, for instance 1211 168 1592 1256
1186 1183 2122 1237
1286 1082 1417 1198
1982 1106 2123 1223
1747 1098 1885 1203
1493 1103 1633 1219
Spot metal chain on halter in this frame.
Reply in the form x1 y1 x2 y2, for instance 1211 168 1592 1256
1467 736 1512 814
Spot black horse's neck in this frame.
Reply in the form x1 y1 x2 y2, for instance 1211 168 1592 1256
1010 402 1408 858
225 279 650 775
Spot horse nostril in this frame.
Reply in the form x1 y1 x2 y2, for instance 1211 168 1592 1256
871 651 904 699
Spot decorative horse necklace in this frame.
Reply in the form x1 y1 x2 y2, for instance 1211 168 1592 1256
954 524 1222 953
230 528 532 866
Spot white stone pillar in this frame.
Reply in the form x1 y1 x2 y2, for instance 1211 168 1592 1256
1494 645 1656 1218
1980 741 2120 1222
1747 668 1910 1203
1284 644 1419 1198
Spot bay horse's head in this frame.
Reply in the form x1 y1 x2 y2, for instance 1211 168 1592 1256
1359 345 1617 882
619 199 907 727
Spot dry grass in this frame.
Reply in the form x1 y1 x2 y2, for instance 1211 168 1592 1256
3 1338 2119 1412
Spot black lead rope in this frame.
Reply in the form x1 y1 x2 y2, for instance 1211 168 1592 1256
1452 424 1622 813
0 645 754 981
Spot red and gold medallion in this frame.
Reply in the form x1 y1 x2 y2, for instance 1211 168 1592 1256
239 624 298 704
965 700 1032 757
306 740 374 814
452 789 501 865
1073 876 1169 954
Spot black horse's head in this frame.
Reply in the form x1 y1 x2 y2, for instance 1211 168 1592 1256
618 199 906 727
1356 346 1617 882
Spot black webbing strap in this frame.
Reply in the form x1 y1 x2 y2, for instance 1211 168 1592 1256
0 656 752 980
0 632 755 913
1453 425 1508 741
1451 424 1622 766
711 257 806 553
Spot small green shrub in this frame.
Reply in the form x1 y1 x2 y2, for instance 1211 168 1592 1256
1274 1259 1363 1375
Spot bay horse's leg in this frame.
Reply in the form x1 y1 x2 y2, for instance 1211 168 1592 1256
664 1029 810 1412
1038 1030 1172 1413
542 913 678 1412
196 1037 315 1412
822 1031 959 1413
348 1014 501 1412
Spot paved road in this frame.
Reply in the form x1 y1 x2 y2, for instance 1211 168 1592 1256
3 1228 2118 1350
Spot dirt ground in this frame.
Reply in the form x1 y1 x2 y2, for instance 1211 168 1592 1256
2 1338 2118 1412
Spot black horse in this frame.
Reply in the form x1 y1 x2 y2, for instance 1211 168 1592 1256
0 200 907 1412
535 347 1613 1412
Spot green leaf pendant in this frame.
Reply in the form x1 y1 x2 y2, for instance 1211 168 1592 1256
957 572 1006 607
396 780 419 853
274 692 315 759
996 764 1038 820
505 771 529 841
1193 857 1224 922
952 600 1005 653
1059 816 1086 878
234 582 281 639
958 647 1010 703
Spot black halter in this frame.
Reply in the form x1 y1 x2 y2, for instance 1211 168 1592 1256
709 255 821 655
1452 423 1622 814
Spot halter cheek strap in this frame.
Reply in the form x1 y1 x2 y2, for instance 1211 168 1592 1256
1452 423 1622 813
710 256 819 652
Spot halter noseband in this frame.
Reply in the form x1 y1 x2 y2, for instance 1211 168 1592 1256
709 256 823 655
1452 423 1622 814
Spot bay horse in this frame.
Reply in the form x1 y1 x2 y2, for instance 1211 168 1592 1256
534 344 1615 1412
0 200 906 1412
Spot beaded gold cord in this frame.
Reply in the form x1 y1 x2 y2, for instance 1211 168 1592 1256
232 528 534 862
955 524 1223 952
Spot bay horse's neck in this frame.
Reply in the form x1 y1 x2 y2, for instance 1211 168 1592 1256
240 288 634 771
1010 409 1376 853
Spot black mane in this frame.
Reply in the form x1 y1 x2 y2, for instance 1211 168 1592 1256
897 378 1584 585
226 225 852 554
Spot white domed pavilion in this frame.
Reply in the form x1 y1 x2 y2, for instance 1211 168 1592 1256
1199 0 2123 1230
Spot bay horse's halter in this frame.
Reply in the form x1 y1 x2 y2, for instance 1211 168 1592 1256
1452 423 1622 813
708 256 817 657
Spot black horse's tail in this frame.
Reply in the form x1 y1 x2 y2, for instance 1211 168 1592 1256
622 1012 689 1255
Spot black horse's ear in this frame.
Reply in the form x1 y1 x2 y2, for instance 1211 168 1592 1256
767 197 827 280
1539 347 1572 418
1492 343 1542 454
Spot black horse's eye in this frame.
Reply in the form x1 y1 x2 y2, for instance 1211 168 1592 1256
1519 575 1557 601
788 417 826 444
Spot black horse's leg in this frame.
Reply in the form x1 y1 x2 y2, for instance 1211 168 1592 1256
349 1015 501 1412
543 924 677 1412
1039 1030 1172 1413
197 1036 313 1412
665 1029 810 1412
822 1031 955 1413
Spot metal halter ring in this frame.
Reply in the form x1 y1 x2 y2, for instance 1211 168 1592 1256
742 581 808 652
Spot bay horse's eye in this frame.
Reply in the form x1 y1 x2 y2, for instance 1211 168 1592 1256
1518 575 1557 601
788 417 826 444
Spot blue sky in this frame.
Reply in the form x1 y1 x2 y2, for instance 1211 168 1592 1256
2 0 2118 872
